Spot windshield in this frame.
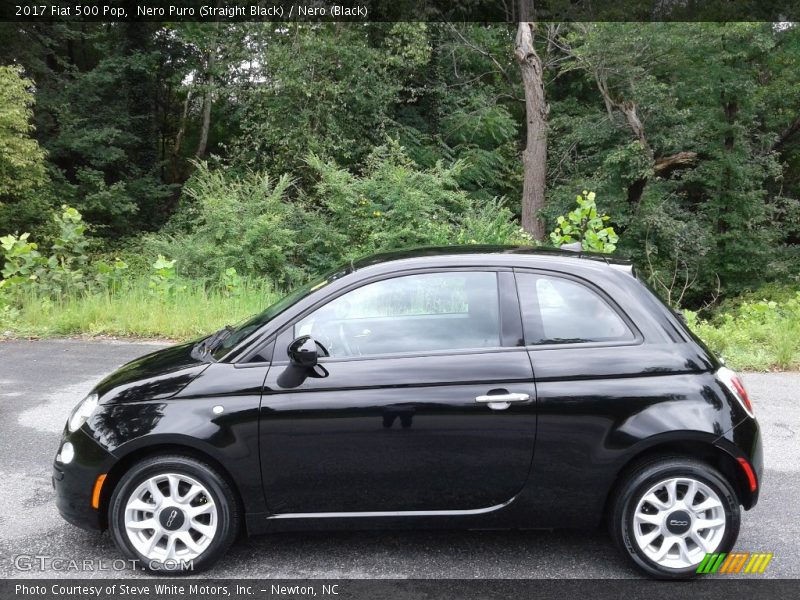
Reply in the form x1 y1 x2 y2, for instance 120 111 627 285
210 265 351 360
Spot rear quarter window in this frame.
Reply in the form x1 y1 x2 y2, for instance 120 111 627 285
516 273 635 345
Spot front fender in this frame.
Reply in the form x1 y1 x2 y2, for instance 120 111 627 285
87 394 265 520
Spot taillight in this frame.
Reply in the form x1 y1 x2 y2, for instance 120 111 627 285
717 366 754 417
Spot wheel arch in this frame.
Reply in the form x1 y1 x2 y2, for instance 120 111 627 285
98 441 247 534
602 434 755 524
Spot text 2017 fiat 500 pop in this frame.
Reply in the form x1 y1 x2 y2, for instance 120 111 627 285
53 246 762 578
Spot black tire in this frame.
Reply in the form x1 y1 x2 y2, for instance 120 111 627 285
109 454 240 575
609 456 740 579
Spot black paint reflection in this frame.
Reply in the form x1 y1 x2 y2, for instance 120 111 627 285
89 402 166 449
260 349 537 513
95 341 209 403
383 405 416 429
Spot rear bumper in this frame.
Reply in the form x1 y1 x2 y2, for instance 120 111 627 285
715 416 763 509
53 427 116 531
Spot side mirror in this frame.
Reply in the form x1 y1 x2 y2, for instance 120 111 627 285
287 335 320 368
279 336 329 389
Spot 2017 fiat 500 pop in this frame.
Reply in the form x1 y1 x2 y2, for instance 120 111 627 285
53 246 762 578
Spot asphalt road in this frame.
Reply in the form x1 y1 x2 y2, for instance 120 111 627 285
0 339 798 580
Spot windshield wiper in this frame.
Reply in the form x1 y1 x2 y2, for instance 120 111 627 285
192 325 233 360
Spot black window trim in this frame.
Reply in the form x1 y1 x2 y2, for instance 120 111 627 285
512 267 644 351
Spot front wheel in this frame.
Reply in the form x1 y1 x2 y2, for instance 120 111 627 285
109 455 240 574
610 456 740 579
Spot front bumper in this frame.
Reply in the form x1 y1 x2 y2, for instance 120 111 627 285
53 427 116 531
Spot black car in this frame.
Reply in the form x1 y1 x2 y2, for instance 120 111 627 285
53 246 762 578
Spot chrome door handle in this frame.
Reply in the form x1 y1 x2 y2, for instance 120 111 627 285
475 393 531 403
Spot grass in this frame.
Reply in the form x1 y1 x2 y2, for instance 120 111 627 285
0 278 280 340
686 292 800 371
690 320 795 372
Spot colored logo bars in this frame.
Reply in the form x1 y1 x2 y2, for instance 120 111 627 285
696 552 773 574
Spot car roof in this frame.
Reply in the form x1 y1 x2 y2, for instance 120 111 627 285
348 245 634 275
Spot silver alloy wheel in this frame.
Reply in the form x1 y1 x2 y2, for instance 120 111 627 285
124 473 218 562
632 476 726 569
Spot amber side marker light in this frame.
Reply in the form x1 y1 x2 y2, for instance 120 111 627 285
737 458 758 493
91 474 107 509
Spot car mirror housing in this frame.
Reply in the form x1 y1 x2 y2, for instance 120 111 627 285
287 335 320 368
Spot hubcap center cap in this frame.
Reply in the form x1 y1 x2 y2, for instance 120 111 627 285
665 509 692 535
158 506 185 531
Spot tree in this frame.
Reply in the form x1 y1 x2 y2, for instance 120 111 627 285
232 24 403 179
399 23 522 204
0 65 47 202
545 22 798 302
515 18 549 240
0 65 50 235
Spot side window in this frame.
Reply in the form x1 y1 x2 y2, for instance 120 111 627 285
516 273 633 345
294 271 500 357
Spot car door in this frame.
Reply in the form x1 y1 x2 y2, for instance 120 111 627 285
258 269 536 515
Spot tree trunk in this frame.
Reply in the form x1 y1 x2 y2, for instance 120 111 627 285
195 48 214 159
618 100 648 149
515 21 548 241
174 89 192 158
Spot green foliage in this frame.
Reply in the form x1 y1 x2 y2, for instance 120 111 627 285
148 255 186 299
449 199 534 246
95 257 129 292
152 161 302 285
1 206 128 300
0 232 42 290
0 65 47 201
687 288 800 370
547 22 800 303
220 267 243 298
1 24 175 236
633 195 714 307
2 20 800 343
0 64 50 235
34 206 91 296
232 24 403 179
550 191 618 253
150 145 533 285
303 141 532 271
305 142 469 264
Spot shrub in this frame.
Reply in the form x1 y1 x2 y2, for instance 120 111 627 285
0 205 129 302
304 143 471 265
220 267 243 297
0 232 42 292
304 141 534 271
153 144 537 285
149 161 305 285
1 205 94 298
550 191 618 253
686 290 800 370
148 255 185 299
95 257 129 292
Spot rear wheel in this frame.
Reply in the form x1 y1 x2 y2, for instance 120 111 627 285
109 455 239 574
610 456 740 579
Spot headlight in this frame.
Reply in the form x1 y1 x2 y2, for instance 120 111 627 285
67 392 99 432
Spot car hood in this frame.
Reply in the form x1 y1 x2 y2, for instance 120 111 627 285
94 341 210 404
